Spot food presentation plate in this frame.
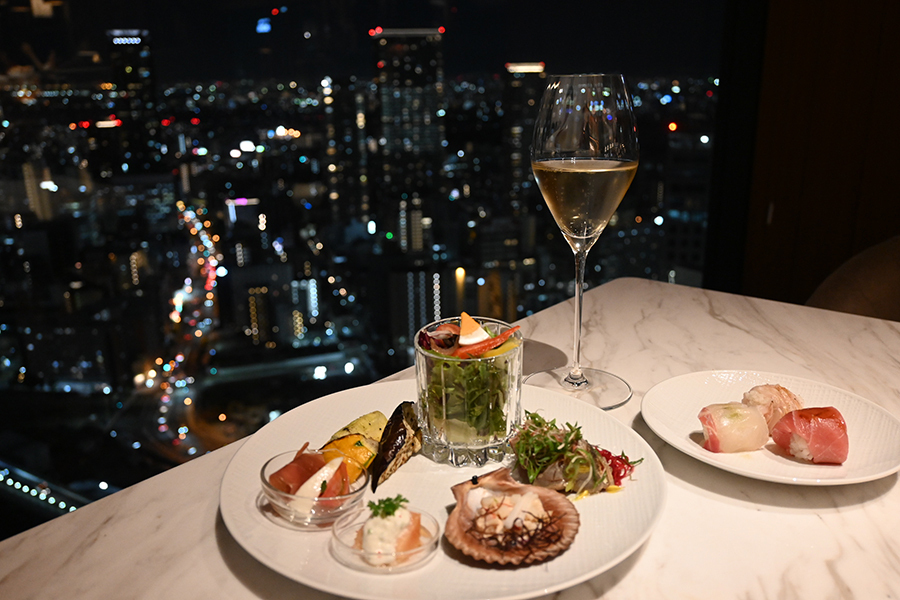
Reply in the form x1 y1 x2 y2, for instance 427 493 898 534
641 370 900 485
220 379 666 600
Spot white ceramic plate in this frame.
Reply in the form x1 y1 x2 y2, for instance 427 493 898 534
220 379 666 600
641 370 900 485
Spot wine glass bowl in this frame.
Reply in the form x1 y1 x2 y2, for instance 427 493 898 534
527 74 638 409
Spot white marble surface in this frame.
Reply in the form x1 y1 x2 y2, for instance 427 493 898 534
2 277 899 600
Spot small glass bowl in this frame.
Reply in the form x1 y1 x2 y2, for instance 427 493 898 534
330 505 441 573
260 449 369 530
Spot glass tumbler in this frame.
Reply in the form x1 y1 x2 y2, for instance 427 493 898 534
414 316 523 467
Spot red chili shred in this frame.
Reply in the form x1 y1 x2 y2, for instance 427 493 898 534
598 448 637 486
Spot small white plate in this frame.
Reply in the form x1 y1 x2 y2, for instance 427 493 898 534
641 370 900 485
220 379 666 600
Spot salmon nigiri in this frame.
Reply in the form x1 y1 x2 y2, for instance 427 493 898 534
770 407 848 464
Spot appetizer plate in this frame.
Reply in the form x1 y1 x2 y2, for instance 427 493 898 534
641 370 900 485
220 379 666 600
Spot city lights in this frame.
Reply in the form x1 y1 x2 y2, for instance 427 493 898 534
0 10 719 538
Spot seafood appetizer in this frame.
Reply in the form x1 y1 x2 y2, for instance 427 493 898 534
511 411 641 495
444 467 580 565
742 384 804 433
418 312 522 359
354 496 426 566
697 402 769 453
697 383 849 463
416 312 523 448
771 406 849 464
370 401 422 491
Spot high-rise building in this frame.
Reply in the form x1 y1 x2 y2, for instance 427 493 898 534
501 62 545 215
103 29 161 175
370 27 447 255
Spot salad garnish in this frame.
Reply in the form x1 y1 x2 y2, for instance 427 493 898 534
368 494 409 518
417 314 522 443
512 411 642 495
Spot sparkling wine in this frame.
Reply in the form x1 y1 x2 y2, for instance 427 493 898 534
532 158 637 250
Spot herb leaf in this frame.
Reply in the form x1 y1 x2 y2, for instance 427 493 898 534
512 411 641 494
368 494 408 518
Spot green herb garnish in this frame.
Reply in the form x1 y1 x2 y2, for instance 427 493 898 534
512 411 584 486
512 411 640 494
419 342 515 443
368 495 408 518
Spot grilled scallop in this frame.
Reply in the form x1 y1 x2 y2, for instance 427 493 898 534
444 467 580 565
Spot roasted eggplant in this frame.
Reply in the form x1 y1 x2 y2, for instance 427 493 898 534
370 401 422 491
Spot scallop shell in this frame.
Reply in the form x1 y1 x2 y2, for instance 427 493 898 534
444 467 580 565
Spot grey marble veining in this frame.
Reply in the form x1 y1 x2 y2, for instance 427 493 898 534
2 278 898 600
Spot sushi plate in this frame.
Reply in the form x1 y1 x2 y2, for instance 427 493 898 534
220 379 667 600
641 370 900 485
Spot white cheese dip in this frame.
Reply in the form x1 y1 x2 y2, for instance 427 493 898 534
362 507 413 566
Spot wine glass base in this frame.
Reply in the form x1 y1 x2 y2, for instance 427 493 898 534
525 367 633 410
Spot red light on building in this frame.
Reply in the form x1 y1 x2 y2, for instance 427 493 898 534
190 117 200 125
706 90 714 98
376 60 385 69
79 121 90 128
667 122 678 132
271 8 279 15
162 118 172 126
438 26 445 33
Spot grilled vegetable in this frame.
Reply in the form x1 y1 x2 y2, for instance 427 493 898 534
321 434 379 482
370 401 422 491
329 410 388 443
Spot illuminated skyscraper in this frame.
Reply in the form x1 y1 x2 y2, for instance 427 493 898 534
501 62 545 214
370 27 446 255
103 29 161 175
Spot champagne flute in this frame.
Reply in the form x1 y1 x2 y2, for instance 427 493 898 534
526 74 638 410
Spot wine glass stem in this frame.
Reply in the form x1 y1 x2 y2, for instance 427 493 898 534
568 247 588 385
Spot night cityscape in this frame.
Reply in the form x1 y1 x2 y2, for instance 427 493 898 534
0 0 723 538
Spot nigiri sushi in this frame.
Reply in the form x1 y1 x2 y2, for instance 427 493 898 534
698 403 769 453
742 384 804 433
770 407 848 464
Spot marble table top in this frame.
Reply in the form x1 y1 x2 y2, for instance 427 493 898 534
2 277 898 600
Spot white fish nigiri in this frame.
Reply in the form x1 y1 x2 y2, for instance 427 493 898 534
698 403 768 453
742 384 804 433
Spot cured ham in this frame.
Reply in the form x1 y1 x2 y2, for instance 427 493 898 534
698 403 769 453
770 407 848 464
742 384 804 433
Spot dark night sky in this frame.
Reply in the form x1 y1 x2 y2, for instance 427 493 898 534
7 0 727 82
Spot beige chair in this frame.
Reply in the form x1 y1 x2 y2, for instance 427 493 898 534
806 236 900 322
